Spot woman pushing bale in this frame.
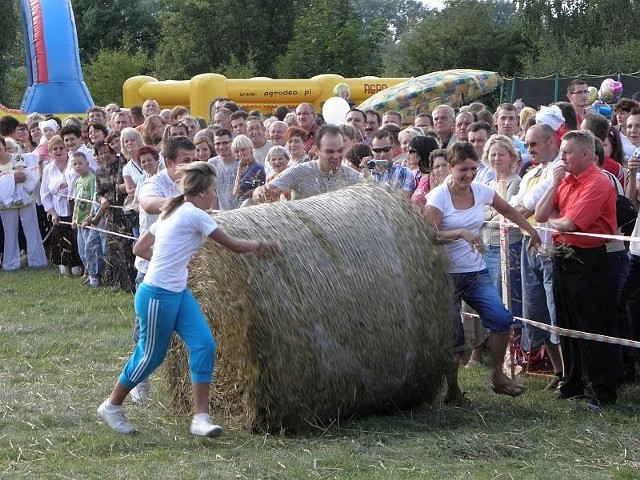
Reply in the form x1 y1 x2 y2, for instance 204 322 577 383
162 184 453 432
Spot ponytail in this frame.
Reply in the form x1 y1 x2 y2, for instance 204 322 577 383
160 162 217 219
161 194 185 219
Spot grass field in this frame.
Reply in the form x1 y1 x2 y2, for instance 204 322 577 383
1 267 640 479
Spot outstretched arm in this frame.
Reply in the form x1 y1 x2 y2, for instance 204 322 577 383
209 228 279 254
492 194 541 245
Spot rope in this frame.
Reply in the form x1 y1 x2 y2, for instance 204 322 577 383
464 312 640 349
57 220 136 241
58 193 127 210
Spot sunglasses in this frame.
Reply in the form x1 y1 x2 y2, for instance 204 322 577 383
372 146 393 153
408 149 417 154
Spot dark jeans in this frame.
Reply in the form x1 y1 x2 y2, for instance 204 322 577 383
620 254 640 381
553 245 617 405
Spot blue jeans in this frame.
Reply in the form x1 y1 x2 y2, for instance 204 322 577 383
484 241 523 322
521 243 558 349
451 269 513 352
85 216 108 276
77 225 101 275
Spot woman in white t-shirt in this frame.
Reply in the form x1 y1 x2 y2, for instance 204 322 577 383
424 141 540 404
98 162 278 437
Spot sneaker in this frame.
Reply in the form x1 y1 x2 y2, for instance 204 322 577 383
97 400 134 434
190 414 223 438
130 380 150 404
465 359 482 369
89 277 100 288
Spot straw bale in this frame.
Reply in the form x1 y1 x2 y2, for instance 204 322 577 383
162 185 452 432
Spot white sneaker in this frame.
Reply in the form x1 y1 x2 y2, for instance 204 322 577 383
130 380 150 404
190 414 223 438
97 400 134 434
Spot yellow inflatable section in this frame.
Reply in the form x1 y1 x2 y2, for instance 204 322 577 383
123 73 408 121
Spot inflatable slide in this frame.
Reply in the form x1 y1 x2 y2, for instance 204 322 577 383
19 0 93 113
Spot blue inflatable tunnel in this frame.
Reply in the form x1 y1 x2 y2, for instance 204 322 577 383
20 0 94 113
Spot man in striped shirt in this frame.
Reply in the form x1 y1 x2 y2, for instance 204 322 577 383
253 124 362 202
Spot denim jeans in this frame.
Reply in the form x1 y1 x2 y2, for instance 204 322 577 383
484 240 523 321
451 269 513 352
76 226 95 274
85 216 107 277
521 242 558 349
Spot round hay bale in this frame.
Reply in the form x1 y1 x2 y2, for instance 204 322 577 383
161 185 452 432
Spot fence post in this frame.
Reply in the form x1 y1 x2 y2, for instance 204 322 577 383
554 72 560 103
510 76 517 104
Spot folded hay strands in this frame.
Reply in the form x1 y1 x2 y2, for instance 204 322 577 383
162 185 453 432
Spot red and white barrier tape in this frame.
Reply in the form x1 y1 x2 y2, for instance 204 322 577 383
464 312 640 349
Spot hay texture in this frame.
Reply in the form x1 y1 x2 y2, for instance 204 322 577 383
162 185 452 432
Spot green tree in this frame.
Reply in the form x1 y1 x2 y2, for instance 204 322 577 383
153 0 213 79
212 0 298 77
516 0 640 76
219 50 258 79
153 0 296 79
72 0 161 62
276 0 389 78
392 0 524 76
3 66 27 109
350 0 430 42
84 47 149 105
0 0 19 105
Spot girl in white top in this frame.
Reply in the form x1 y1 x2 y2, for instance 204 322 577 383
98 162 278 437
424 141 540 405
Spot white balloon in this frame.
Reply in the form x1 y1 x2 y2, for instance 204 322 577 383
322 97 351 125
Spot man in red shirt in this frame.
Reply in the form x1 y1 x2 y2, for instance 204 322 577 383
535 130 617 409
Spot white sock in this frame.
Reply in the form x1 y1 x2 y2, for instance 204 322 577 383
193 413 210 422
104 399 122 411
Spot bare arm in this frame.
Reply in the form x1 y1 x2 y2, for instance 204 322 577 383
123 175 137 197
209 228 279 254
140 195 169 214
548 216 579 232
253 183 284 203
535 164 564 223
423 205 483 247
493 194 541 244
133 230 155 260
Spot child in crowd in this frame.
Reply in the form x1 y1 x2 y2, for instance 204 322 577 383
71 152 98 287
9 153 39 206
60 124 96 199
